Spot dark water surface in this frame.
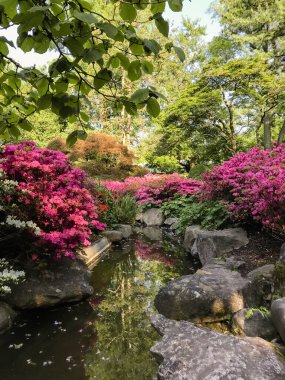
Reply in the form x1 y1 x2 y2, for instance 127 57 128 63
0 232 194 380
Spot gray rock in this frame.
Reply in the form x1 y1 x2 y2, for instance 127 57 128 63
0 302 16 334
193 228 249 265
271 297 285 344
102 230 124 242
115 224 133 239
155 262 262 323
183 225 202 254
214 256 246 271
169 222 179 231
150 314 285 380
135 226 163 241
232 308 277 340
164 218 178 226
3 258 93 309
280 243 285 265
247 264 275 281
142 208 164 226
247 264 275 301
135 213 144 223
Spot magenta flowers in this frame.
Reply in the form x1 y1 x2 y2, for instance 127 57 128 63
103 173 202 206
0 141 105 259
203 145 285 233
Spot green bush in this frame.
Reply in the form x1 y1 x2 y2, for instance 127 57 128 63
95 183 137 226
161 196 231 231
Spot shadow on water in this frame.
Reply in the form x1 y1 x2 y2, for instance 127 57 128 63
0 231 195 380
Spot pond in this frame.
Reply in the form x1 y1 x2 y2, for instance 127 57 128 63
0 231 195 380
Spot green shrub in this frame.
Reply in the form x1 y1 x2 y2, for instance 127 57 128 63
161 196 231 231
94 183 137 226
107 194 138 225
178 199 231 231
160 196 193 218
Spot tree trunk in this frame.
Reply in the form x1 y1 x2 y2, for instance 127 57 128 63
278 119 285 144
228 105 237 153
263 111 272 149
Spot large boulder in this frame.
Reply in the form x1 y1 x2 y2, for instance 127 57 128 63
183 225 202 254
150 314 285 380
115 224 133 239
0 302 16 334
232 308 277 341
271 297 285 344
3 257 93 309
155 262 262 323
192 228 249 265
142 208 164 226
135 226 163 241
102 230 124 242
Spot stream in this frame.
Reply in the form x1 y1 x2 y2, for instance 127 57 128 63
0 231 195 380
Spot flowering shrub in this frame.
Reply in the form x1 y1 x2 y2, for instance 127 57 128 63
0 142 105 259
202 145 285 233
0 259 25 294
103 173 202 207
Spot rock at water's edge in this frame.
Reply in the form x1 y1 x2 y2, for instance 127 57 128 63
3 257 93 309
150 314 285 380
142 208 164 226
0 302 16 334
155 262 263 323
193 228 249 265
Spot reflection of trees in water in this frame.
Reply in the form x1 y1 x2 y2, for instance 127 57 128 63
85 241 185 380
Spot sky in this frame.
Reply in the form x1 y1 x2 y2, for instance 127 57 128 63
1 0 220 67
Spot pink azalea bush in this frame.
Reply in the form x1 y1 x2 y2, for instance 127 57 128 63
0 141 105 259
202 145 285 233
103 173 202 206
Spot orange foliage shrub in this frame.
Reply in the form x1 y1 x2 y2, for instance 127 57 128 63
47 133 134 167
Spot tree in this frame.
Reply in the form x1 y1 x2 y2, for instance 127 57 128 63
0 0 185 144
212 0 285 148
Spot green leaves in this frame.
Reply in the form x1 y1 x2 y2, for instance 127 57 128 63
119 3 137 22
66 130 87 147
98 23 119 39
73 9 97 24
151 0 166 15
174 46 186 62
147 97 160 117
93 69 112 91
168 0 183 12
128 60 142 81
63 37 84 56
0 0 18 18
155 15 169 37
130 88 149 103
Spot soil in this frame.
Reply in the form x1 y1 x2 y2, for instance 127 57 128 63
225 227 283 274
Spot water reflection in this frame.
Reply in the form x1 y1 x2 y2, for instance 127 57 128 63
0 234 194 380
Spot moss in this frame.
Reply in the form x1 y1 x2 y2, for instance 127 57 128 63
272 262 285 298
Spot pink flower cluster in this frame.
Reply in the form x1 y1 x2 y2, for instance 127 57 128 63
0 141 105 259
202 145 285 232
103 173 202 205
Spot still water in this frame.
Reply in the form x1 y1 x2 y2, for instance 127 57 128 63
0 231 194 380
